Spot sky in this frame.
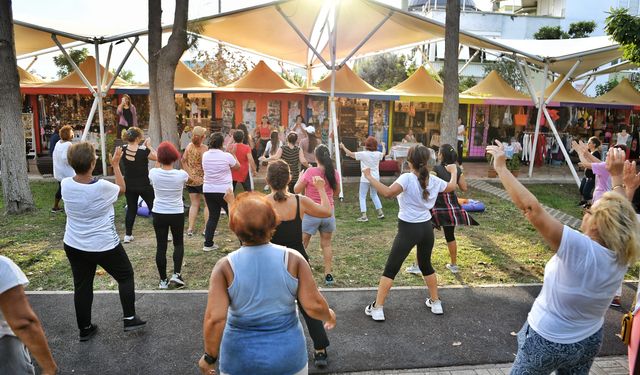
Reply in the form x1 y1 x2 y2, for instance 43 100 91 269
12 0 492 81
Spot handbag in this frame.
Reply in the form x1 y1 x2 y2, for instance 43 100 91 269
503 106 513 126
514 107 528 127
619 294 637 345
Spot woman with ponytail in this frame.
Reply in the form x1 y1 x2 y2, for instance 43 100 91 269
294 145 341 286
362 145 458 321
265 160 334 368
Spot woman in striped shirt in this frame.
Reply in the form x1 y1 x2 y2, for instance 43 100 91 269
260 132 309 192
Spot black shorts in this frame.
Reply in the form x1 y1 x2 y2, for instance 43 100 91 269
186 185 203 194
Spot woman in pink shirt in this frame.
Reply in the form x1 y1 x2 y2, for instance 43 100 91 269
202 132 239 252
294 145 341 286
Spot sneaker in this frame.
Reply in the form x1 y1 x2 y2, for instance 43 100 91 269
123 235 134 244
376 209 385 219
611 296 622 307
169 273 185 289
445 263 459 274
158 279 169 289
426 298 444 315
79 323 98 342
187 230 193 237
325 273 335 286
51 207 63 213
167 233 173 242
314 350 328 368
263 185 270 192
364 302 385 321
405 264 422 275
356 214 369 222
123 316 147 332
203 244 219 252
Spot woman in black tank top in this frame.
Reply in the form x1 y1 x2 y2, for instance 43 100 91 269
265 160 333 368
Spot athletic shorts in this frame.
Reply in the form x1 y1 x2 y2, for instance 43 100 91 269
302 212 336 235
186 185 203 194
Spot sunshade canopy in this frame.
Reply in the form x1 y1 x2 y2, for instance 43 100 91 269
18 66 45 85
40 56 129 89
309 64 396 99
215 60 299 93
596 78 640 107
13 21 86 57
540 75 597 105
462 70 530 102
121 61 215 94
386 66 443 101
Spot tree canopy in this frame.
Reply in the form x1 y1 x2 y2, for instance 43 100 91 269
353 53 410 90
533 21 596 40
189 44 253 87
605 8 640 65
52 48 89 78
483 59 527 93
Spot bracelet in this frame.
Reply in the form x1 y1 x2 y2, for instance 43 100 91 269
612 184 625 190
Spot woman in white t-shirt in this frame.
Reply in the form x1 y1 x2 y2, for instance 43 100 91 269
202 132 240 252
61 142 146 341
51 125 75 213
362 145 458 321
149 142 189 289
485 142 640 374
340 136 386 222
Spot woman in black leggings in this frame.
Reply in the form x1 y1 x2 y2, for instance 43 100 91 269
362 145 458 321
264 160 333 368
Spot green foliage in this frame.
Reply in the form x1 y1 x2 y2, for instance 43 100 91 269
567 21 596 38
595 77 620 96
507 153 521 171
605 8 640 65
483 59 528 93
353 53 411 90
52 48 89 78
189 44 253 86
533 21 596 40
111 68 137 84
533 26 568 40
459 76 477 92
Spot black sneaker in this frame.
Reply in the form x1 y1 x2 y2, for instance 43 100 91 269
325 274 334 286
314 350 328 368
51 207 63 213
79 323 98 342
123 316 147 332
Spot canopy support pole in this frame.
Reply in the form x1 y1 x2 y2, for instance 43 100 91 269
328 3 344 200
580 76 595 93
275 4 332 70
51 35 97 96
128 38 148 64
25 56 38 71
542 107 581 185
101 43 113 92
527 62 548 178
458 49 479 75
513 56 538 106
94 42 108 177
337 10 394 69
104 37 139 91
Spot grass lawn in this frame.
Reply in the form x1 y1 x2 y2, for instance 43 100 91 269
489 182 584 219
0 180 637 291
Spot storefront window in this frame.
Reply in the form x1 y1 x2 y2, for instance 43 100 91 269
221 99 235 128
267 100 281 127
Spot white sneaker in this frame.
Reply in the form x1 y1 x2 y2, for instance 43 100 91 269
167 233 173 242
405 264 422 275
169 273 185 289
263 185 270 192
158 279 169 289
203 244 219 252
426 298 443 315
123 235 134 244
445 263 459 274
364 302 385 321
356 215 369 222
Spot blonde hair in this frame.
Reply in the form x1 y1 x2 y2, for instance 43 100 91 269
591 192 640 266
191 126 206 146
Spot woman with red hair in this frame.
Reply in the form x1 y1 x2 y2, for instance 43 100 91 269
149 142 189 289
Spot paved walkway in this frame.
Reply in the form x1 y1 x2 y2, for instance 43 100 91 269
349 356 630 374
467 180 583 229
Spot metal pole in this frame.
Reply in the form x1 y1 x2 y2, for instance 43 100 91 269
128 38 148 64
458 49 480 75
337 11 394 69
104 37 139 92
527 62 548 178
544 60 581 105
328 3 343 199
275 4 332 69
51 35 97 96
514 55 538 106
80 99 99 141
102 43 113 92
25 56 38 71
542 107 581 186
94 42 107 176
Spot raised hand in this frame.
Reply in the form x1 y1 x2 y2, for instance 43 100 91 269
605 147 625 177
485 140 507 170
362 167 372 179
311 175 326 190
445 163 457 175
623 160 640 192
110 146 123 166
223 187 235 205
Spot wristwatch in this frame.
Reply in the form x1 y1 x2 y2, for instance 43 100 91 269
203 353 217 365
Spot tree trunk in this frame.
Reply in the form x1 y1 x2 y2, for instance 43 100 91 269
148 0 189 148
148 0 162 146
0 0 35 214
440 0 460 148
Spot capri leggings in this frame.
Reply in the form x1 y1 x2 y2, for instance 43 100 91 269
443 226 455 243
383 219 435 279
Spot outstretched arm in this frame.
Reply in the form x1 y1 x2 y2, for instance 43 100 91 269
487 140 562 251
363 168 403 198
340 143 356 159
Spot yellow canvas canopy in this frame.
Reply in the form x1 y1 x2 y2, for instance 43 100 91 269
596 78 640 107
385 66 443 102
18 66 45 86
39 56 129 90
13 22 83 57
541 75 596 105
215 60 298 93
174 61 215 90
311 64 387 98
462 71 530 102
